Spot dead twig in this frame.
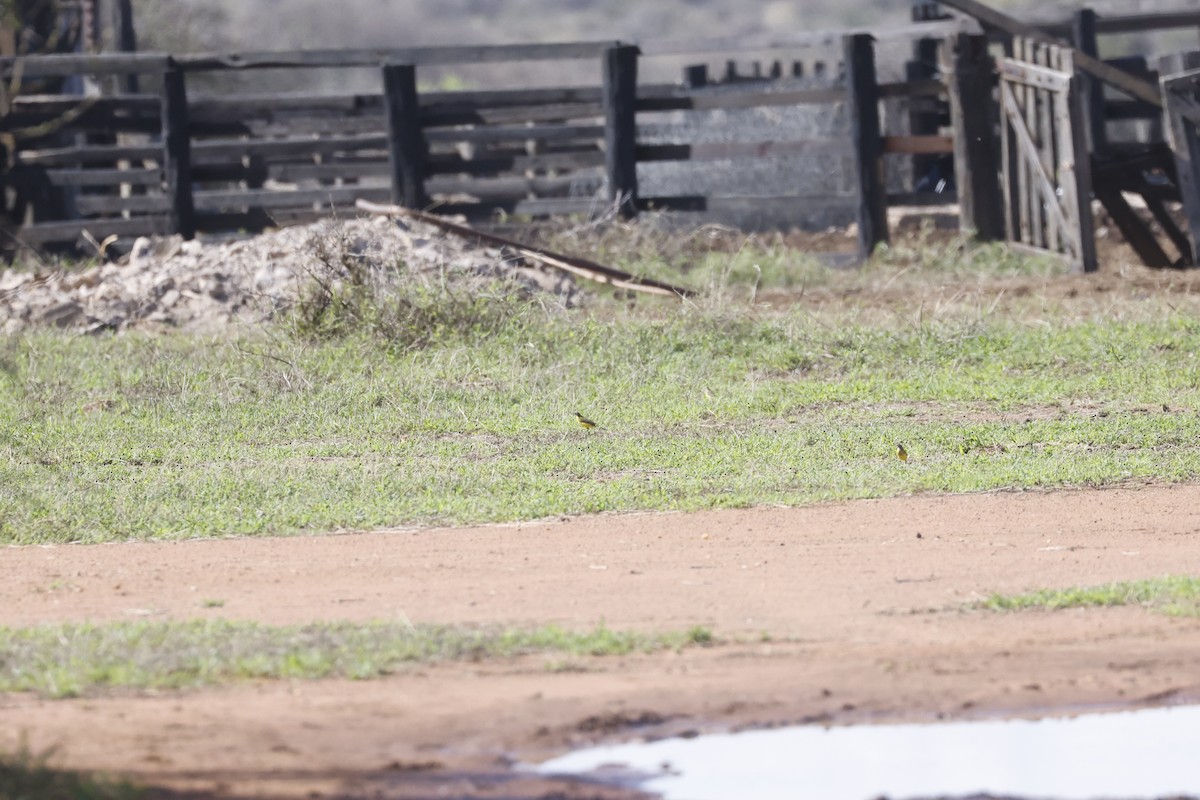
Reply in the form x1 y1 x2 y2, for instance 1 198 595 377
355 199 695 300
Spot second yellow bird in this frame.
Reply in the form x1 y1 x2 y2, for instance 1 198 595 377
896 443 908 462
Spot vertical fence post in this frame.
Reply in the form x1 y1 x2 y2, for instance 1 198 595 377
1159 52 1200 265
382 62 428 209
941 32 1005 241
603 44 639 219
161 60 195 240
906 37 941 186
113 0 140 94
844 33 886 260
1071 8 1106 155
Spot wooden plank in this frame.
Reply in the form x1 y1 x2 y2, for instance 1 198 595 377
636 86 845 113
193 185 392 212
602 44 639 218
879 78 944 99
1058 50 1098 272
887 191 959 205
432 171 605 200
0 53 171 78
881 135 955 155
1039 44 1058 253
936 0 1162 107
906 37 942 184
638 138 851 161
844 33 887 259
423 101 605 128
1158 55 1200 265
1071 8 1107 156
382 63 428 209
996 58 1072 92
426 124 605 145
1000 51 1018 246
191 134 389 160
637 20 974 57
1143 193 1193 264
161 63 196 241
1094 185 1173 267
41 167 161 187
942 32 1004 240
17 142 161 166
174 42 622 71
113 0 140 93
430 149 605 176
75 194 172 215
16 215 174 244
1019 41 1039 248
1039 10 1200 36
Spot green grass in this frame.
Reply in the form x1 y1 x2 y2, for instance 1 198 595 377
5 297 1200 543
0 744 142 800
981 576 1200 617
0 620 714 698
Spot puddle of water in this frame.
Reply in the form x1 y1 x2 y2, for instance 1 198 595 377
536 704 1200 800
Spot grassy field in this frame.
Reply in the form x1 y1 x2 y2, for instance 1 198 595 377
5 234 1200 544
0 620 713 698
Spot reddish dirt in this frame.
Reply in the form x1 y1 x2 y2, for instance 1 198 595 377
4 483 1200 798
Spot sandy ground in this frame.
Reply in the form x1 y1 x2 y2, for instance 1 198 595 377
4 483 1200 798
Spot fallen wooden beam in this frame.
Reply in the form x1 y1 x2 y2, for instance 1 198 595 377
935 0 1163 108
355 199 694 299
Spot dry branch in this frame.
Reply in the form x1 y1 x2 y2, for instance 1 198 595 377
356 199 694 299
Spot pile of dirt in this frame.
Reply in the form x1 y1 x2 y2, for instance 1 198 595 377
0 215 582 335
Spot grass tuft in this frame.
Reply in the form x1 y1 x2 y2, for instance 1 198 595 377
0 620 716 698
980 576 1200 617
0 743 142 800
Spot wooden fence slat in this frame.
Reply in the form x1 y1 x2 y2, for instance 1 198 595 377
161 62 196 240
602 44 639 219
1071 8 1107 155
941 32 1004 240
1158 55 1200 265
845 33 887 259
42 167 162 187
174 42 623 71
382 63 428 209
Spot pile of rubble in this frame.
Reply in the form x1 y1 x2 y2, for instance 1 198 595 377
0 216 582 335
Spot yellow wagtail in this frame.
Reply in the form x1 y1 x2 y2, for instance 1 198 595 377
575 411 598 430
896 443 908 462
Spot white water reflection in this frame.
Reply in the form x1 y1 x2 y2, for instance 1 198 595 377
537 704 1200 800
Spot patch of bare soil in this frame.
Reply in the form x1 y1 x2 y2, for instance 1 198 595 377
4 484 1200 798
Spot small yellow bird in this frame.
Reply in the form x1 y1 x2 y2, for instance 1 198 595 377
575 411 598 430
896 443 908 462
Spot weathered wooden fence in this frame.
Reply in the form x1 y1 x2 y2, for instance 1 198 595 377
4 5 1200 271
1 33 971 260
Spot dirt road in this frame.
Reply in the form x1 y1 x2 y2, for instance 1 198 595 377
4 483 1200 798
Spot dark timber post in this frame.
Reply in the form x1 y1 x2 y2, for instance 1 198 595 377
844 33 886 260
113 0 139 94
382 62 428 209
1159 51 1200 265
906 36 941 184
1072 8 1107 155
941 32 1004 241
161 60 195 240
603 44 639 218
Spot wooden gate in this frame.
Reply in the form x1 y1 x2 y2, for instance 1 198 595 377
1160 59 1200 266
997 39 1097 272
